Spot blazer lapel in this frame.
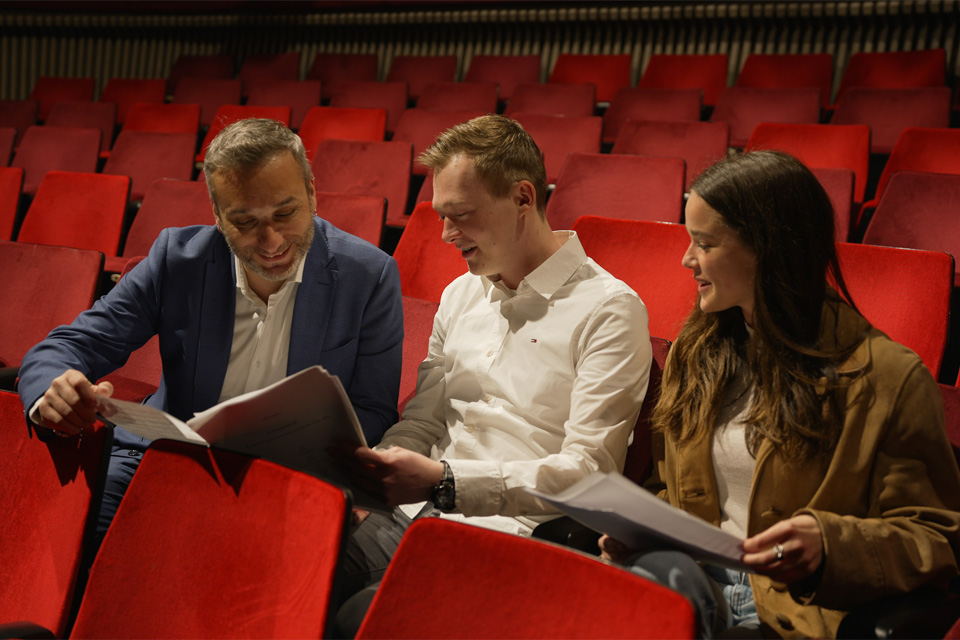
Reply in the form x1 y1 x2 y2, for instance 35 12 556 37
288 218 337 374
193 241 235 412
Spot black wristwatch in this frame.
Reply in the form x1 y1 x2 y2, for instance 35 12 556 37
431 460 456 512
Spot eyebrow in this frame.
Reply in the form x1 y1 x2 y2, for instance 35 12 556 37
223 196 299 218
687 229 719 241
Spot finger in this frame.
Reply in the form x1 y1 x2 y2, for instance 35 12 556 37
38 392 87 433
94 380 114 399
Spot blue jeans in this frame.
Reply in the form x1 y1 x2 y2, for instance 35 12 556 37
626 550 759 638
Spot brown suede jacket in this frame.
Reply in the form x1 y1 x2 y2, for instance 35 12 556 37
647 302 960 638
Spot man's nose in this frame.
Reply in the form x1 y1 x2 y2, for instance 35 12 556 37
440 216 459 244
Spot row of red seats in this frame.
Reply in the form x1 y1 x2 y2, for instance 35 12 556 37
3 104 959 244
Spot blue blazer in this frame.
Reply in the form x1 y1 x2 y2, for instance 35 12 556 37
18 218 403 448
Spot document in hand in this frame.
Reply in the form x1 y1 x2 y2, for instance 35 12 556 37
528 472 748 571
96 365 389 513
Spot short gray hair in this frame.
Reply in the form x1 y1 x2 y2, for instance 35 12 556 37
203 118 312 209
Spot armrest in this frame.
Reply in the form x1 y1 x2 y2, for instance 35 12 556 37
0 366 19 391
0 621 55 639
531 516 601 554
837 585 960 639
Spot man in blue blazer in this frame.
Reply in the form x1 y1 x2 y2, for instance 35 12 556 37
18 118 403 541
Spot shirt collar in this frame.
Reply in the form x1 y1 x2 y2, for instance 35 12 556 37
233 253 307 301
488 230 586 300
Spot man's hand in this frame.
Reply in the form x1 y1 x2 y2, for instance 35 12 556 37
598 534 636 564
741 514 824 584
339 445 444 507
35 369 113 436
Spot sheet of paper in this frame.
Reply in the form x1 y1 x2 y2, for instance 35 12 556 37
189 366 388 512
528 472 748 571
97 395 209 446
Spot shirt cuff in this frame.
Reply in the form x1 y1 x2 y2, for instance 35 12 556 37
446 458 503 516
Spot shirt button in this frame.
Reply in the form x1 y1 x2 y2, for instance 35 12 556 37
485 349 494 357
482 393 493 402
464 424 475 433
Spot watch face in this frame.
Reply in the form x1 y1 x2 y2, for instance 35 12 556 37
433 480 456 512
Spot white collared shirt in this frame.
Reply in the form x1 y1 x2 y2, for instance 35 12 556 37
218 255 306 402
381 231 652 535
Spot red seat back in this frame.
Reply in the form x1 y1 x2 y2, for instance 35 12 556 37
549 53 632 103
392 201 464 303
639 53 729 107
463 54 542 102
70 440 349 639
547 152 685 229
356 518 697 639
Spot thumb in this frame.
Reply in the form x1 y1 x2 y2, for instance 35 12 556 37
94 380 114 398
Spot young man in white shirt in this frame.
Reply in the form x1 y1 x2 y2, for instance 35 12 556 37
335 114 652 632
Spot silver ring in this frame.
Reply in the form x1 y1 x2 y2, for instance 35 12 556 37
774 543 784 561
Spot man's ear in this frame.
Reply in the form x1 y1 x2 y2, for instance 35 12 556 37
515 180 536 214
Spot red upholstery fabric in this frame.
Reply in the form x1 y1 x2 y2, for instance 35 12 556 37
102 130 196 202
623 336 671 484
29 76 96 122
835 48 946 104
315 190 385 247
735 53 834 108
385 54 457 103
246 80 323 130
549 53 632 103
19 171 129 256
299 106 387 160
120 102 201 136
0 166 22 240
832 87 951 154
463 54 542 102
165 53 234 95
307 53 379 101
328 80 409 134
0 390 110 638
238 51 301 98
392 201 464 303
746 122 871 204
356 518 697 639
0 240 102 367
572 216 694 341
398 295 439 414
603 87 702 145
196 104 292 162
45 100 117 153
98 77 166 124
12 125 101 196
510 112 602 184
810 166 855 242
836 241 953 378
416 81 499 113
103 177 212 273
0 126 15 165
504 82 596 117
866 127 960 211
392 107 487 177
0 99 38 148
611 119 729 190
639 53 729 107
70 440 349 639
311 138 412 227
546 152 685 229
171 78 243 128
711 86 822 148
862 171 960 282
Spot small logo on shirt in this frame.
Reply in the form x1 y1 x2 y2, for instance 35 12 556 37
530 339 538 343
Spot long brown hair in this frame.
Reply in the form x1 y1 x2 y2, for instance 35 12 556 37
653 150 869 460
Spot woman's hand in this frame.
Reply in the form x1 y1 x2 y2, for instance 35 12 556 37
741 514 824 584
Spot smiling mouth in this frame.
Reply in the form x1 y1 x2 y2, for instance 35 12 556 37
258 245 291 263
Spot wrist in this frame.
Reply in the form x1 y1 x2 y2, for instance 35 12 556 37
430 459 456 512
